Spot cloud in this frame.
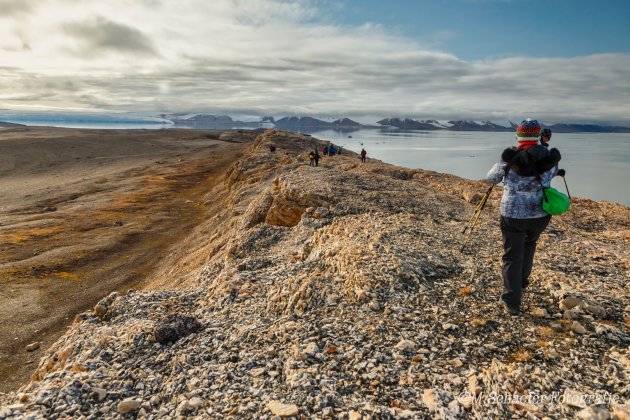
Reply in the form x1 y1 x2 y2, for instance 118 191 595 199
0 0 32 17
0 0 629 124
62 17 158 57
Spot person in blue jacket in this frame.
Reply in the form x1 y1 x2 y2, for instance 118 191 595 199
486 119 562 315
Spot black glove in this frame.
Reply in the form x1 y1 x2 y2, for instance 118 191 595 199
557 169 566 177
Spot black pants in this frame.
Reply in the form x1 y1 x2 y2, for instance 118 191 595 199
500 215 551 308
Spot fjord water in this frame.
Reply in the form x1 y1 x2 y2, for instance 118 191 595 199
306 129 630 206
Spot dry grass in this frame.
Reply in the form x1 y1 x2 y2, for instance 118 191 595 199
53 272 79 281
513 349 534 362
470 317 487 327
4 226 62 244
536 326 556 336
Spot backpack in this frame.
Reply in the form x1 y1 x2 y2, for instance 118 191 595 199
539 178 571 215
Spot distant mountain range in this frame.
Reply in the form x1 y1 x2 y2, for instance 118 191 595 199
0 121 26 127
8 112 626 134
377 118 630 133
159 114 374 131
159 114 630 133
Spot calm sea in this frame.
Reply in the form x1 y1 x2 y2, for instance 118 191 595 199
303 129 630 206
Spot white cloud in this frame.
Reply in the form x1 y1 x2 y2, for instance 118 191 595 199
0 0 629 124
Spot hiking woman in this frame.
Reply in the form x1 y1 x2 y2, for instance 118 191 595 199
486 119 562 315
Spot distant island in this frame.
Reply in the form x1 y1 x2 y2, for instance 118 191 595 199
158 114 630 133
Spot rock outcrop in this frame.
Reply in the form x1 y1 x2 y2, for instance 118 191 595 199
0 130 628 419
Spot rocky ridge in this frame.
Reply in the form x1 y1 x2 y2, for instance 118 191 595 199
0 130 628 419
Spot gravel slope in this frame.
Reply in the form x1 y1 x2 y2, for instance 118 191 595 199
1 130 628 419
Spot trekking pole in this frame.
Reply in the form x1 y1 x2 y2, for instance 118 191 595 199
462 192 486 234
460 184 494 253
462 184 494 234
462 184 494 233
562 176 571 199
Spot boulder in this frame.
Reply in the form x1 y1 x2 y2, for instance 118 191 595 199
154 313 202 344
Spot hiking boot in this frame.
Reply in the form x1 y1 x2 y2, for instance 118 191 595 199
500 300 520 316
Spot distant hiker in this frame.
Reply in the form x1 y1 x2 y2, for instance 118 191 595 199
328 144 335 156
540 129 566 177
314 150 320 167
269 144 276 153
308 150 316 166
486 118 563 316
338 145 343 155
360 148 367 163
540 128 552 147
322 145 328 156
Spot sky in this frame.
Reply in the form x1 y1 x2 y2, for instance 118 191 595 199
1 0 630 124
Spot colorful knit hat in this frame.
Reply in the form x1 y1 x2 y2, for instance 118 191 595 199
516 118 541 141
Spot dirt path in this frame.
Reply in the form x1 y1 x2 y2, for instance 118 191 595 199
0 127 251 392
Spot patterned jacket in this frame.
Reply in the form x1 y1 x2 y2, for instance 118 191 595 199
486 145 560 219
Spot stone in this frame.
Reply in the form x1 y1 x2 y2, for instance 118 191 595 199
563 389 587 409
250 368 266 377
422 389 439 412
571 321 587 335
458 394 473 409
303 342 319 357
176 400 191 414
188 397 204 409
560 297 585 310
531 307 548 318
611 404 630 420
468 375 481 395
584 304 606 318
91 387 107 401
462 189 482 204
348 411 362 420
510 402 540 414
118 399 142 414
577 406 611 420
564 309 578 320
94 304 108 318
394 339 415 352
267 400 299 417
25 342 40 352
313 207 330 219
449 358 463 368
154 313 202 344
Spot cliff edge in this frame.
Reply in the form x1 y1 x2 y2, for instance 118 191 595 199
1 130 628 419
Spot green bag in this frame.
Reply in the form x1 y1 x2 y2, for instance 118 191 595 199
541 187 571 215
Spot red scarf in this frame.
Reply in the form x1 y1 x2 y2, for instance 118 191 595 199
518 141 538 150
